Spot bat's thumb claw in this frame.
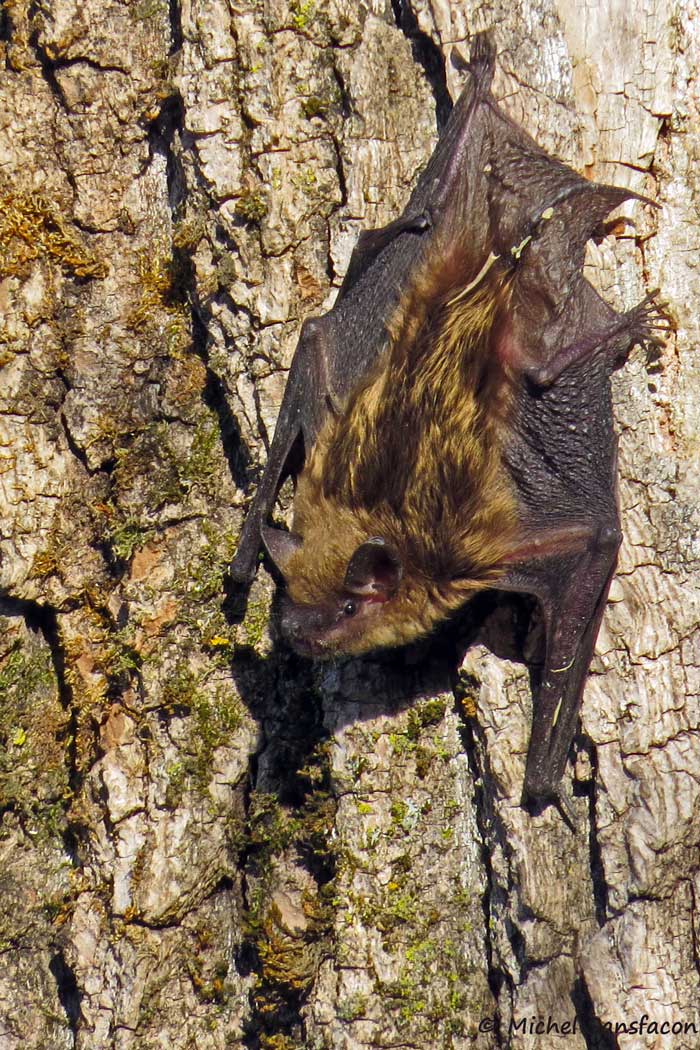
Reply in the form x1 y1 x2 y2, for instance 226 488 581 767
450 47 468 73
229 549 259 587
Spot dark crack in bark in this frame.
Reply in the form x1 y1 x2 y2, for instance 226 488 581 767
582 737 610 927
168 0 183 54
0 596 80 795
234 659 338 1050
390 0 452 129
49 951 82 1039
688 879 700 982
28 31 70 110
456 672 511 1048
572 975 620 1050
0 3 10 42
147 78 254 496
194 310 252 491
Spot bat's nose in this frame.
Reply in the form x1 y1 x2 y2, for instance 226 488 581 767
279 600 328 654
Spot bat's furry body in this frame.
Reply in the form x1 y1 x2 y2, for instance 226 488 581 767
287 245 518 653
230 35 667 803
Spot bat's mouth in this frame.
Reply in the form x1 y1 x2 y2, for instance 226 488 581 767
284 634 335 660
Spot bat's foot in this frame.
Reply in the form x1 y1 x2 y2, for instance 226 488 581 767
626 290 674 351
523 290 672 386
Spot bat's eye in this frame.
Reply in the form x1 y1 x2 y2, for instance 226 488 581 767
343 600 357 617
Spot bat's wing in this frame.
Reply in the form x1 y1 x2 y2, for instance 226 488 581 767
230 34 503 585
498 522 622 803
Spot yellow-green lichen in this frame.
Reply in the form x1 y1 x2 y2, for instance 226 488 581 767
290 0 315 31
109 518 154 561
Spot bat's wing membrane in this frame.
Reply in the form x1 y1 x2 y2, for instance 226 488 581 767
481 107 665 382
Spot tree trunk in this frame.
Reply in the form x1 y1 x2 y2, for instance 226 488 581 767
1 1 697 1048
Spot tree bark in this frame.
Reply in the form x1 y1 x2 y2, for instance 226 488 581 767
1 1 697 1048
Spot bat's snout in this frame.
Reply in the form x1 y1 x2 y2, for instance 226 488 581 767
279 599 332 658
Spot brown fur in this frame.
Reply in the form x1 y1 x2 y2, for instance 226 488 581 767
285 234 520 653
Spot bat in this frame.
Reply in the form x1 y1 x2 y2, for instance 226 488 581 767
229 33 668 805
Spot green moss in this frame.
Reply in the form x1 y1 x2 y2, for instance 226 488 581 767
128 250 190 333
161 666 243 794
0 190 106 280
388 731 416 757
387 702 446 760
239 597 271 651
106 637 142 678
181 415 221 490
0 636 70 841
235 190 268 224
414 745 433 779
190 686 242 755
0 642 54 698
301 95 329 119
130 0 166 22
380 934 472 1031
164 760 187 808
173 215 206 251
407 698 447 737
112 425 186 515
337 993 368 1022
390 800 408 824
247 792 300 863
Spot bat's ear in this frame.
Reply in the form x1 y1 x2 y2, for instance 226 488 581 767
261 526 303 577
344 537 402 601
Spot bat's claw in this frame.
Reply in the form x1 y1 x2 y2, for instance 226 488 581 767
554 791 580 832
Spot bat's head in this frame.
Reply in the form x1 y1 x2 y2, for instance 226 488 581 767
262 525 436 658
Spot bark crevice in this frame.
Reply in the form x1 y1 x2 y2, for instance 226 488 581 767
390 0 452 128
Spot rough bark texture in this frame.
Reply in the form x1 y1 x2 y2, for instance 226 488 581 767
0 1 697 1049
